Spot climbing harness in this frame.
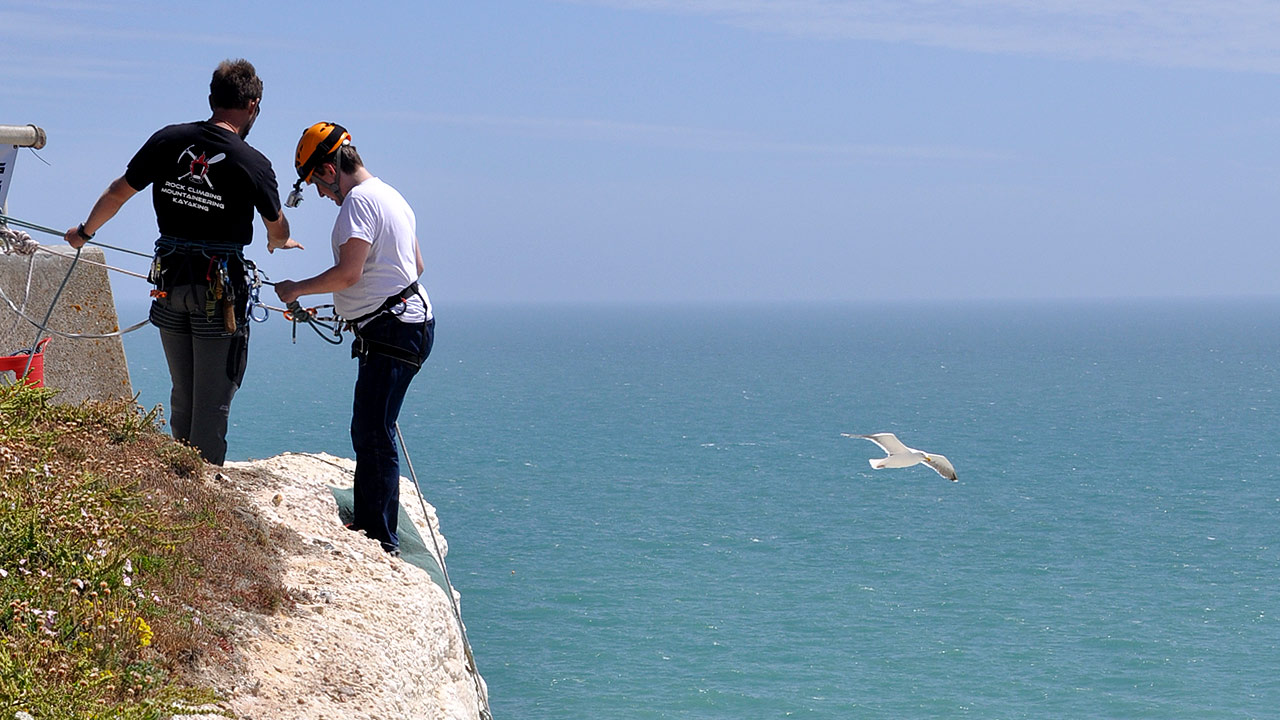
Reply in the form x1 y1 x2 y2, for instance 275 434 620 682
151 235 256 334
347 281 431 367
1 212 422 360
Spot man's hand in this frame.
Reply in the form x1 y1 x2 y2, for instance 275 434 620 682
267 237 304 254
64 226 89 249
274 279 301 305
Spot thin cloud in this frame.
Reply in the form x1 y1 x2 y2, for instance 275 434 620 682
0 5 295 52
0 57 151 85
380 110 1005 161
568 0 1280 73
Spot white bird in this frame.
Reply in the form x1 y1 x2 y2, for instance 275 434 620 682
842 432 958 481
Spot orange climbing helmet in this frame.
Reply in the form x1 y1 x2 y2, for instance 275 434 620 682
293 121 351 183
285 122 352 207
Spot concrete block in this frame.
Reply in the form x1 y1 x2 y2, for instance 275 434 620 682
0 245 134 403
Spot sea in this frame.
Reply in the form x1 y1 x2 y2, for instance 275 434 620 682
120 299 1280 719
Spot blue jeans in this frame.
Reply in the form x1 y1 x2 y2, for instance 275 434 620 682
350 314 433 551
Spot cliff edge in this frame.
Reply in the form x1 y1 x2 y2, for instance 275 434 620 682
183 452 488 720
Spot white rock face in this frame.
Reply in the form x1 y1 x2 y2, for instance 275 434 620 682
176 452 488 720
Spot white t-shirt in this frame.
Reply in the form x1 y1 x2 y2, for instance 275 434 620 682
330 177 431 324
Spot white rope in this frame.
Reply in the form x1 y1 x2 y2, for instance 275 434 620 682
0 287 151 339
0 230 152 340
396 422 493 720
1 232 37 336
302 440 494 719
33 243 151 280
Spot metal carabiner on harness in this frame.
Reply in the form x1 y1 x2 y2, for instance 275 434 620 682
245 262 270 323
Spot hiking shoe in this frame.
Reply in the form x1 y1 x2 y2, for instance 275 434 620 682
382 543 401 557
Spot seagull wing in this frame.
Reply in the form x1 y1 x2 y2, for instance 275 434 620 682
922 453 958 481
842 432 912 456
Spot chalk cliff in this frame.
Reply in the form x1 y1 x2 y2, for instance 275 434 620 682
175 452 488 720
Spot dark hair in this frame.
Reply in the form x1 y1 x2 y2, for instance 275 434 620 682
336 144 364 174
209 59 262 110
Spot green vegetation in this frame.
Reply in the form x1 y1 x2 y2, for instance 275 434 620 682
0 382 294 719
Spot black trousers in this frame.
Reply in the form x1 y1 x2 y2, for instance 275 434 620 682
152 285 248 466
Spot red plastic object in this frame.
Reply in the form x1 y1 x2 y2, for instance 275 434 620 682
0 337 51 387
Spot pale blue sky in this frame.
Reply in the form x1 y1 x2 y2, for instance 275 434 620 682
3 0 1279 305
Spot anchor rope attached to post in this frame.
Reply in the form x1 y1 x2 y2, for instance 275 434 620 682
2 224 152 343
0 226 38 337
11 243 81 381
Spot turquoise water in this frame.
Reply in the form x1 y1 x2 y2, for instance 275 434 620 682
124 301 1280 719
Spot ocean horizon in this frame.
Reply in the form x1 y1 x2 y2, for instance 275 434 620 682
120 298 1280 718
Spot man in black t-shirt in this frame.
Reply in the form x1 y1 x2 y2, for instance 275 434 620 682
66 59 299 465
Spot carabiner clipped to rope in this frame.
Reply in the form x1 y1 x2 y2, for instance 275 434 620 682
284 300 345 345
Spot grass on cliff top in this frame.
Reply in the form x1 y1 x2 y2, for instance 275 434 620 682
0 381 295 719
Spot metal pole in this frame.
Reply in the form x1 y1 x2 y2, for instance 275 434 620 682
0 124 45 219
0 124 47 149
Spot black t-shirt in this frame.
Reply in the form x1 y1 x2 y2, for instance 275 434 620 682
125 120 281 247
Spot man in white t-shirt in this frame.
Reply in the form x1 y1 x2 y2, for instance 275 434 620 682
275 122 433 556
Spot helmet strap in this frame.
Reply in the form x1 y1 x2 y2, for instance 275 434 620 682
316 159 344 202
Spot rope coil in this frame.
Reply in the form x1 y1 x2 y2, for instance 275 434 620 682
0 225 39 256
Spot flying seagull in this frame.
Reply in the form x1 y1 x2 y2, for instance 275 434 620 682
842 432 958 481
